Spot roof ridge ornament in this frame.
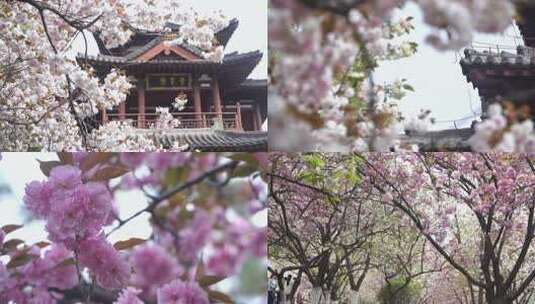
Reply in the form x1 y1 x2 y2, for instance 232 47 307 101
163 33 180 41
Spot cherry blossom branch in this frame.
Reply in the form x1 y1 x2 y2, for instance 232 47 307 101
106 160 239 237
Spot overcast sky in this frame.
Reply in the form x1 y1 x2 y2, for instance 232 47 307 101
375 2 521 130
70 0 267 79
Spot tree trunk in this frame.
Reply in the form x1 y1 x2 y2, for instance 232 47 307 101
348 290 360 304
279 289 287 304
487 297 512 304
310 287 330 304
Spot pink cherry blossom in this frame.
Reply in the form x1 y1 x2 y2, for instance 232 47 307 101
206 245 242 277
177 211 214 262
156 280 209 304
77 236 130 289
115 288 144 304
23 181 54 219
23 244 78 290
131 244 182 294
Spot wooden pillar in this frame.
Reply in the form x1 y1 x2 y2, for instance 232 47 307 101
193 79 203 128
212 77 223 120
137 83 145 128
236 102 243 131
119 101 126 120
101 107 108 124
252 108 259 131
255 103 263 131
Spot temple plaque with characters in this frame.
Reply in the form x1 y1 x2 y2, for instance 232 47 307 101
146 74 191 90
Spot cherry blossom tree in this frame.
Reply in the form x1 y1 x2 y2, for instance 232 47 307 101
0 152 267 303
268 153 434 304
0 1 228 151
269 0 532 151
356 153 535 304
269 153 535 303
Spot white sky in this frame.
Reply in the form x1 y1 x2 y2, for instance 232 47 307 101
69 0 267 79
375 2 522 130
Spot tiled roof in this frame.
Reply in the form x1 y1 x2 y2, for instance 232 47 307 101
400 128 473 151
461 46 535 67
77 50 262 66
164 18 239 47
151 129 267 152
239 79 267 88
460 46 535 100
123 37 163 60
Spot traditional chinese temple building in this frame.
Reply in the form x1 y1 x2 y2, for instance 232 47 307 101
77 18 267 152
404 4 535 151
461 4 535 119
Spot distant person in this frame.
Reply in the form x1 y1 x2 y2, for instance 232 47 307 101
268 274 278 304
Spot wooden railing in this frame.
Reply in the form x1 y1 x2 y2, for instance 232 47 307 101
105 111 242 130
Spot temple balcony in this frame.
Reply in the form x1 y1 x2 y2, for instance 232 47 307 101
461 44 535 104
103 111 244 130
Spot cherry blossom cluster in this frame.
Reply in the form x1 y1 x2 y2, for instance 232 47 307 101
270 0 518 151
123 1 229 61
270 0 419 151
173 93 189 111
152 107 181 130
359 153 535 242
469 104 535 152
87 121 173 152
0 1 228 151
0 152 267 303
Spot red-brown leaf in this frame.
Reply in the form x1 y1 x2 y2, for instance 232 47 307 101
2 224 22 234
7 252 35 269
89 165 130 181
207 290 234 304
80 153 113 172
113 238 145 251
57 152 74 165
38 160 62 177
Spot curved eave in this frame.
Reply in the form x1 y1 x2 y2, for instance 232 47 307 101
92 32 111 55
105 18 240 56
219 51 263 89
76 50 262 84
216 19 239 47
516 4 535 47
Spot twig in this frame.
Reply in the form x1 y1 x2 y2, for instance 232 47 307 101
106 160 239 237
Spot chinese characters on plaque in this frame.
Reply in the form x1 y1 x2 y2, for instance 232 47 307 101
146 74 191 90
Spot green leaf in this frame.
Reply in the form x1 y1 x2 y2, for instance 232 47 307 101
402 84 415 92
303 154 325 169
113 238 145 251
